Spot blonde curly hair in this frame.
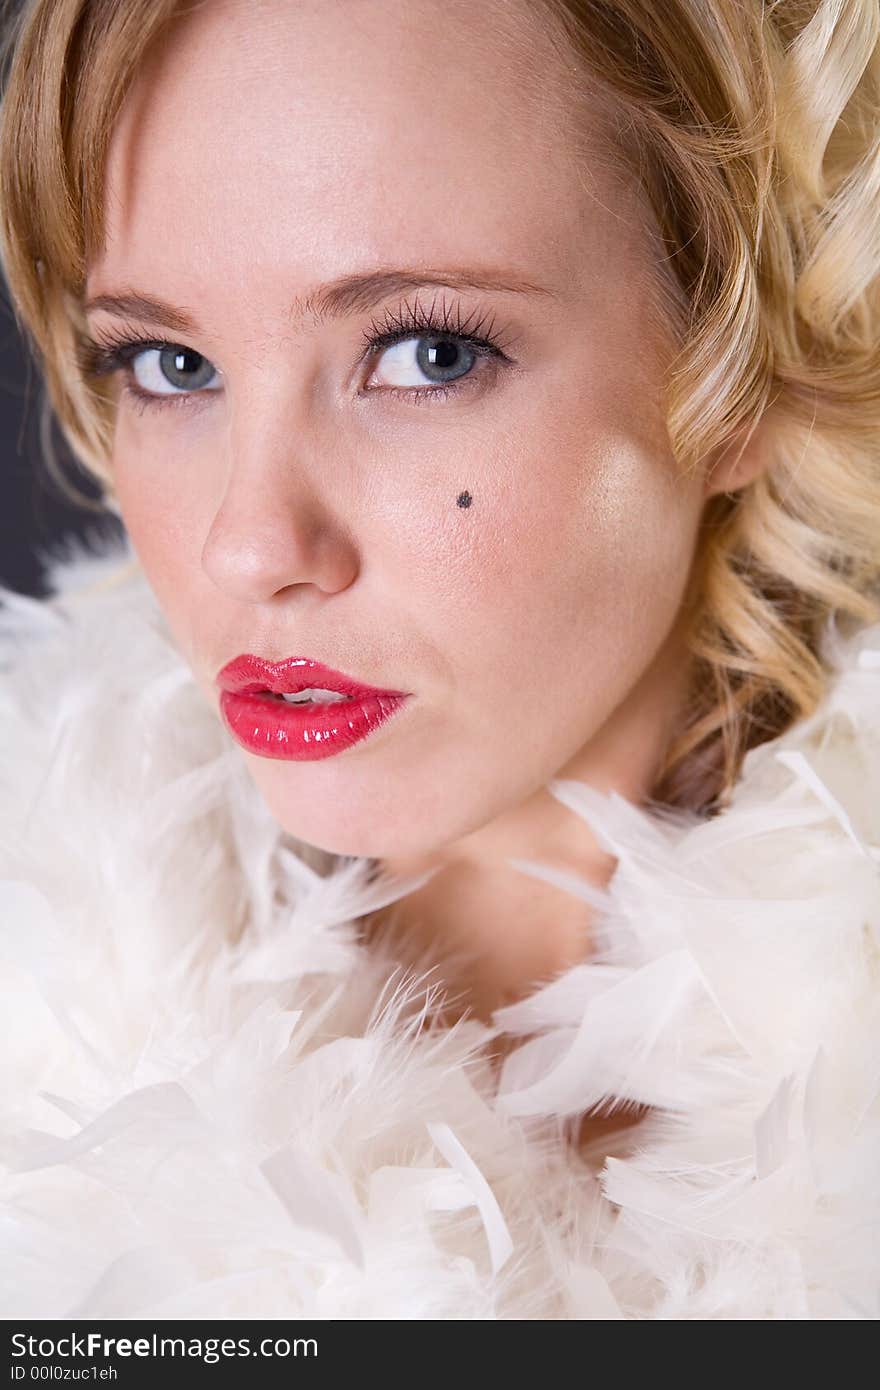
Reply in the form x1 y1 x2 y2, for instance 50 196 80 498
0 0 878 817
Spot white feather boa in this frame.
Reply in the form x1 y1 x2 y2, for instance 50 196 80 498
1 534 879 1320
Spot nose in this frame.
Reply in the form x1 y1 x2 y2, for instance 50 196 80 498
200 417 360 605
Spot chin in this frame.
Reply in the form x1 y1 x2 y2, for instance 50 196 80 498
245 775 408 861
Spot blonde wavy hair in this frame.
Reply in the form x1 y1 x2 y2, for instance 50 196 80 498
0 0 878 817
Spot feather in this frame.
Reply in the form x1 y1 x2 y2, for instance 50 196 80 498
1 537 879 1318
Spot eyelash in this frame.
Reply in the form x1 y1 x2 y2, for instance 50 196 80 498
75 295 517 417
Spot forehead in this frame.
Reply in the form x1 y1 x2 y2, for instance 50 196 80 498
92 0 639 316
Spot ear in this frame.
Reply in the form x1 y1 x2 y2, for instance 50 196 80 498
702 403 777 501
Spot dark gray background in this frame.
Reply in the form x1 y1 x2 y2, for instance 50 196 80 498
0 275 124 598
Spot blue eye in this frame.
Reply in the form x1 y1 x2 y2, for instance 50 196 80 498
75 334 222 415
369 335 478 392
132 344 221 397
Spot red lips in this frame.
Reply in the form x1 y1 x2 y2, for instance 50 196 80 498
215 654 412 761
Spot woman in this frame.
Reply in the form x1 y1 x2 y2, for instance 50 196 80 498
0 0 878 1319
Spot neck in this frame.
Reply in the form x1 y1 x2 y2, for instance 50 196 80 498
367 619 697 1022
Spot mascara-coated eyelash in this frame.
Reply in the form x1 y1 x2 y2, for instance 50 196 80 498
75 294 518 416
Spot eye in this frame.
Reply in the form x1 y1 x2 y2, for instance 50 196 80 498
130 344 221 397
368 334 479 392
357 295 517 404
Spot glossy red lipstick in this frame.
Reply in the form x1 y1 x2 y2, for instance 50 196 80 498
215 654 411 761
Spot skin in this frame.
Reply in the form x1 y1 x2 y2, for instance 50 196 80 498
85 0 769 1025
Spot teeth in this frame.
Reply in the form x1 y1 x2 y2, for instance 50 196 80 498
278 687 352 704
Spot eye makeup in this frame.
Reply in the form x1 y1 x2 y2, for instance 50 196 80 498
75 292 521 416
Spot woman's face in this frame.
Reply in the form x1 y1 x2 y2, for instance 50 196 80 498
85 0 727 862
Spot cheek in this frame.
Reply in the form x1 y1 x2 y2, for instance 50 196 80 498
414 432 702 708
110 423 202 649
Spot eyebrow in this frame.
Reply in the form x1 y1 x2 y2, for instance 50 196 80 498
83 266 557 335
